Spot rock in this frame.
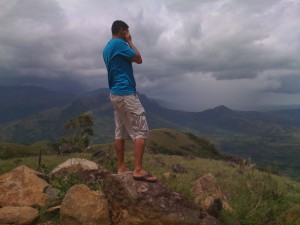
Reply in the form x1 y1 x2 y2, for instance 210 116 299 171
155 158 166 168
0 165 49 208
203 196 222 217
193 173 222 198
193 173 233 216
46 205 61 213
96 171 218 225
172 164 188 173
222 200 234 212
199 214 224 225
45 186 61 203
50 158 100 175
60 184 111 225
0 206 39 225
162 172 176 181
36 222 59 225
92 149 110 158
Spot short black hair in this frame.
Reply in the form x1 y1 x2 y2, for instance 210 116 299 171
111 20 129 35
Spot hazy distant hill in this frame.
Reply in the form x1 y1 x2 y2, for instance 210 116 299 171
0 86 76 124
1 86 300 178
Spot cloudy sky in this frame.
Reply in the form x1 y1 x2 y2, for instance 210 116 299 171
1 0 300 111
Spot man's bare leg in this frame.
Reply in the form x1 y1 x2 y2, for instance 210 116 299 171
115 139 130 173
133 138 157 181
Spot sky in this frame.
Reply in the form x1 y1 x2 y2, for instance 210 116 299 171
1 0 300 111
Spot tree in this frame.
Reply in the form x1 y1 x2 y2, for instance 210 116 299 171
59 114 94 154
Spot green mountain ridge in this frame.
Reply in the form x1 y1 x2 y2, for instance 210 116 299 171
1 86 300 179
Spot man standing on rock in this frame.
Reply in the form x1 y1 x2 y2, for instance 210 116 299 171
103 20 157 182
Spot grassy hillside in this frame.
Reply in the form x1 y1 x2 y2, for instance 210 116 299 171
0 129 300 225
0 140 57 160
0 128 221 172
217 133 300 180
147 128 220 158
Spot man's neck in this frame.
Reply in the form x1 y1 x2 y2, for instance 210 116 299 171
112 34 123 39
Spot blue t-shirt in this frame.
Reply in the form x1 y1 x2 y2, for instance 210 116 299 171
103 38 137 95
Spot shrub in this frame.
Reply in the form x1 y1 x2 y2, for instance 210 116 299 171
220 173 290 225
59 114 94 154
51 173 84 200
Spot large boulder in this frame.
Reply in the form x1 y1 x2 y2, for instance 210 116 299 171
60 184 111 225
193 173 232 217
0 206 39 225
95 171 223 225
36 222 59 225
0 165 49 208
50 158 100 176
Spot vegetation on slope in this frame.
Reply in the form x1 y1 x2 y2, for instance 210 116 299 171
0 141 57 160
147 128 221 158
0 129 300 224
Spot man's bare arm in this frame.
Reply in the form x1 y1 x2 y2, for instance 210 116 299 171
125 32 142 64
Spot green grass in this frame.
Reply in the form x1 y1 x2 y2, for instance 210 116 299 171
88 143 299 225
1 150 300 225
216 133 300 181
147 128 221 158
1 129 300 225
0 153 92 175
0 140 58 159
148 154 300 225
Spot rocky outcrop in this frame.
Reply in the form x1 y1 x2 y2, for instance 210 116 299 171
0 165 49 208
0 206 39 225
60 184 110 225
95 171 222 225
193 173 233 217
50 158 100 175
36 222 59 225
0 160 226 225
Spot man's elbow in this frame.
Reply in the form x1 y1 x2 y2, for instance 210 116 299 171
132 55 143 64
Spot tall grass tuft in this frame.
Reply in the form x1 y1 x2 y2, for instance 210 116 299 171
220 172 291 225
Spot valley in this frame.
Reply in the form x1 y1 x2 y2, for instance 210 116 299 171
1 85 300 180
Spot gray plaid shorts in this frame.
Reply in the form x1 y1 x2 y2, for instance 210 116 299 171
110 94 149 140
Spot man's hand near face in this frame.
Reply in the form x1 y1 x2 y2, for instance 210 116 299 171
123 30 142 64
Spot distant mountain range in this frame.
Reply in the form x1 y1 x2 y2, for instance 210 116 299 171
1 85 300 179
0 86 76 123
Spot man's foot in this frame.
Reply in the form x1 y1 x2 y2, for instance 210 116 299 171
133 173 157 183
117 167 131 174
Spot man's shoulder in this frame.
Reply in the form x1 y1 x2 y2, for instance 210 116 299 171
105 38 127 51
111 38 126 45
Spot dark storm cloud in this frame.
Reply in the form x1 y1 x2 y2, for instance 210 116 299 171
274 75 300 94
1 1 65 71
1 0 300 110
0 0 105 91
